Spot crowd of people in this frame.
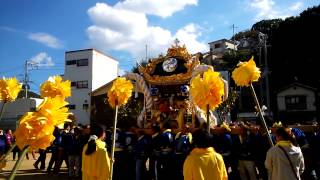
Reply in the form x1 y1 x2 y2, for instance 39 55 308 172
1 120 320 180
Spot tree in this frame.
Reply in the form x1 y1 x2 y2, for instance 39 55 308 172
222 50 252 70
251 19 282 44
118 93 144 128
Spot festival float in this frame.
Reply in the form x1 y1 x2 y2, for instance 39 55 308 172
123 40 229 129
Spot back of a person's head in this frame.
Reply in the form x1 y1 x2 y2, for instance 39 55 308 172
193 129 212 148
86 124 106 156
64 123 71 130
275 127 297 146
275 127 291 140
90 124 106 138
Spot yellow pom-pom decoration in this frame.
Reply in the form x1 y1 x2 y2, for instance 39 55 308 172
232 56 261 87
0 77 22 102
190 69 225 111
40 76 71 99
107 77 133 108
14 97 70 150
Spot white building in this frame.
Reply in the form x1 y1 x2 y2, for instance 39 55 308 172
276 83 317 122
208 39 237 54
64 49 119 125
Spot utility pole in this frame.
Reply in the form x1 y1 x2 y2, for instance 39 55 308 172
24 60 29 99
231 24 238 51
258 32 271 117
145 44 148 62
263 35 271 117
23 60 36 99
258 47 264 104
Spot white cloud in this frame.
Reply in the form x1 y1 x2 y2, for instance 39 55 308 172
115 0 197 18
223 20 230 25
30 52 54 67
248 0 304 20
118 68 126 76
175 24 208 53
86 2 206 59
28 32 62 48
289 1 303 11
0 26 18 32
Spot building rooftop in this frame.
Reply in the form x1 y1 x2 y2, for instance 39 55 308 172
65 48 118 61
276 82 317 94
208 39 235 45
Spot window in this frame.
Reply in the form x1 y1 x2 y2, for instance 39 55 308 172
285 95 307 110
71 81 77 87
77 59 89 66
66 60 76 65
67 104 76 110
214 43 221 48
83 103 89 110
76 81 88 89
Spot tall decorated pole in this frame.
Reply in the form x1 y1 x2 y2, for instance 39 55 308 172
232 56 274 147
107 77 133 180
109 103 118 179
190 68 225 132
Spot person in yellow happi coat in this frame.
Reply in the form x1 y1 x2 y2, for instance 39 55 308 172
82 125 110 180
183 129 228 180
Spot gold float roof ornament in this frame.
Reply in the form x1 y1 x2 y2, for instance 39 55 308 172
166 42 192 60
139 40 200 85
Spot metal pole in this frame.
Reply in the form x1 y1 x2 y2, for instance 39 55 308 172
258 47 263 104
24 61 28 99
232 24 235 51
264 36 271 116
250 84 274 147
145 44 148 62
109 104 119 180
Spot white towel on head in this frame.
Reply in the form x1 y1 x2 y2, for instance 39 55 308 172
88 135 98 142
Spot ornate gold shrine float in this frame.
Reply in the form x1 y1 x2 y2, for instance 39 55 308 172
124 40 229 129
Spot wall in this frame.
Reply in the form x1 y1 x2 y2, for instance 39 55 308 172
225 41 237 51
92 51 118 91
64 50 93 125
209 40 237 54
64 49 119 125
0 98 43 130
277 86 316 111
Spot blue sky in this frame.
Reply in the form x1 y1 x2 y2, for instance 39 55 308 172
0 0 319 93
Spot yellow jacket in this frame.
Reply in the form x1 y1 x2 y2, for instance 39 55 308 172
183 147 228 180
82 139 110 180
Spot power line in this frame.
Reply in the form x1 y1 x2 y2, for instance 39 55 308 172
0 65 23 74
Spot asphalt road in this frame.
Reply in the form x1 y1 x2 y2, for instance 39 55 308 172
0 153 70 180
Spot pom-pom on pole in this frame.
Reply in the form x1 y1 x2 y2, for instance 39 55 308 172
107 77 133 180
232 56 274 147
